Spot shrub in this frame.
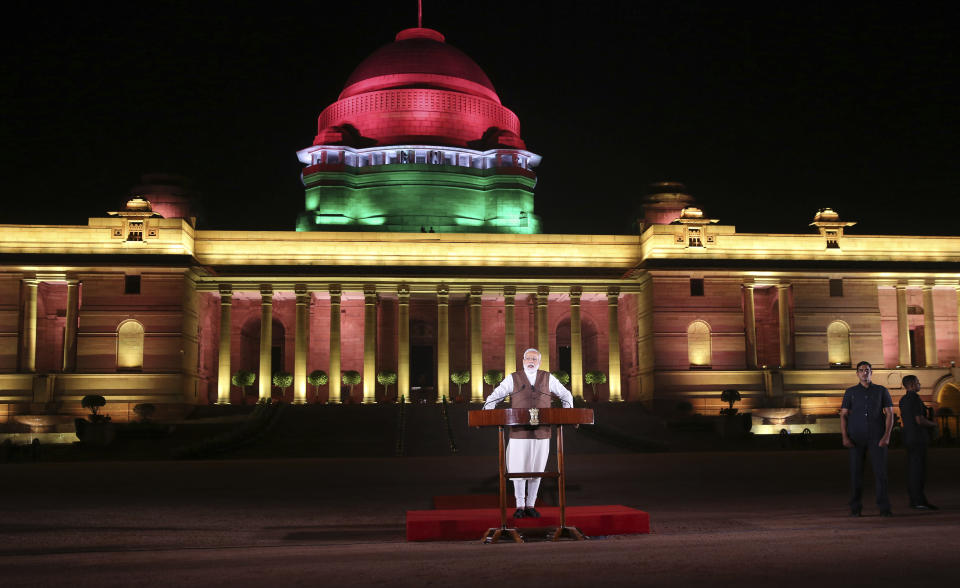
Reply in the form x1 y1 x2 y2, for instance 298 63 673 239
551 369 571 386
81 395 109 422
307 370 328 399
377 370 398 401
483 370 504 388
450 370 470 400
342 370 361 401
272 371 293 397
231 370 256 397
584 370 607 399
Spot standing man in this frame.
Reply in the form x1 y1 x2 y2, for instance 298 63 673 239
840 360 894 517
898 374 939 510
483 348 573 519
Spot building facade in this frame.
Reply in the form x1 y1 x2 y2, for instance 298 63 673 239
2 27 960 432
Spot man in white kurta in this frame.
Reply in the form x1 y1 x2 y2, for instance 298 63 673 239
483 348 573 519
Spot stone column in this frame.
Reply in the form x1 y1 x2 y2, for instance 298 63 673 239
777 284 793 369
503 287 516 377
22 279 38 373
896 285 910 367
469 286 483 403
956 285 960 363
398 285 410 403
217 285 232 404
62 280 79 372
536 286 550 371
923 285 938 367
436 284 449 401
743 284 758 369
258 285 273 400
570 287 583 400
363 284 377 403
329 285 341 403
607 287 622 402
294 284 310 404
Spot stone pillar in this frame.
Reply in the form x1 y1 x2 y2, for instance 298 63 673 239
570 286 583 400
363 284 377 403
62 280 79 372
896 285 910 367
743 284 758 369
258 285 273 400
956 285 960 364
217 285 232 404
294 284 310 404
923 285 938 367
607 287 622 402
22 279 38 373
503 287 516 377
469 286 483 403
398 285 410 403
436 285 449 401
536 286 550 371
329 285 342 403
777 284 793 369
636 277 656 407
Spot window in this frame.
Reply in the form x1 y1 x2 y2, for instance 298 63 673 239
688 228 703 247
126 221 143 241
690 278 705 297
687 320 712 368
829 279 843 297
117 319 145 370
827 321 851 367
124 275 141 295
825 230 839 249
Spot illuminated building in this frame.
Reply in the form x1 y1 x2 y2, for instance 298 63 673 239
2 27 959 438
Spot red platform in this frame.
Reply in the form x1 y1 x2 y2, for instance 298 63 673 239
406 505 650 541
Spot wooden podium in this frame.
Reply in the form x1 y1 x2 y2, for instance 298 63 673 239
468 407 594 543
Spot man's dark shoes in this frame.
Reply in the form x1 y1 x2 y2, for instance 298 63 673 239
512 508 526 519
849 508 861 517
879 510 893 517
911 503 939 511
524 507 541 518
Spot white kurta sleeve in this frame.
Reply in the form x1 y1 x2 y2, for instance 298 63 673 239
548 374 574 408
483 376 514 409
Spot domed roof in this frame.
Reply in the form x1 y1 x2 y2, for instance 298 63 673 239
340 28 499 103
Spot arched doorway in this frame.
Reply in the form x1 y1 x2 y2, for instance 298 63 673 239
240 317 286 400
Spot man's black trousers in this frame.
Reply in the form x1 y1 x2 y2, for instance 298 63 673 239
848 439 890 511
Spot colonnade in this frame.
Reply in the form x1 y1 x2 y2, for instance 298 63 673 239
214 283 626 405
742 282 960 369
18 278 80 373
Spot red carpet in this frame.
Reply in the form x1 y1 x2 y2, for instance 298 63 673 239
406 505 650 541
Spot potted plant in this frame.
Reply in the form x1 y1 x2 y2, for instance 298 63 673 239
450 370 470 402
272 371 293 400
584 370 606 402
377 370 398 402
307 370 328 402
75 394 115 446
341 370 361 403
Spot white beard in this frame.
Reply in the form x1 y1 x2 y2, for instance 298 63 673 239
523 365 539 384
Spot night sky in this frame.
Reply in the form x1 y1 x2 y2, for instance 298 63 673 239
3 1 957 236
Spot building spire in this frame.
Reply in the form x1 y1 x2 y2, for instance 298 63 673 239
418 0 422 28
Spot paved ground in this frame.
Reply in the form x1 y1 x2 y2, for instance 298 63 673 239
1 448 958 587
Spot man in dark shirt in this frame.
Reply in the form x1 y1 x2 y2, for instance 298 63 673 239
898 374 939 510
840 360 894 516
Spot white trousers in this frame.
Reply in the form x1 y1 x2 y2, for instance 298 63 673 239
506 438 550 508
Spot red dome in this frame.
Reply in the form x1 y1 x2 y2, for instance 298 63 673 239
340 28 499 103
313 28 525 149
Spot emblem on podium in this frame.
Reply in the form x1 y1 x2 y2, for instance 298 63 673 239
528 408 540 426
